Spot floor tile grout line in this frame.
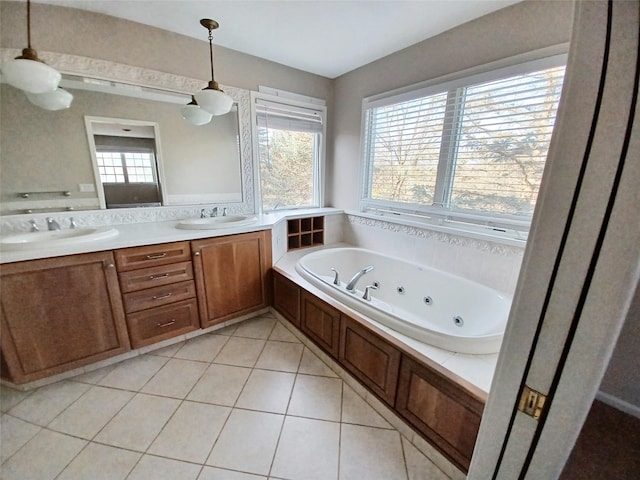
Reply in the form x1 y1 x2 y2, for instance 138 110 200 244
2 314 439 479
131 337 227 470
400 429 412 480
0 385 37 414
196 337 261 472
2 380 99 471
266 354 303 479
47 381 147 480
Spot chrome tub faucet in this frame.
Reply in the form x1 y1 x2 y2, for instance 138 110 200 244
346 265 374 292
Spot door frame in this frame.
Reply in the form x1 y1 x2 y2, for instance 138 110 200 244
469 1 640 478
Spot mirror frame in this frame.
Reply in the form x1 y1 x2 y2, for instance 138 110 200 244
0 48 256 215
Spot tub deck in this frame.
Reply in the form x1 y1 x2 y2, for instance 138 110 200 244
274 243 499 395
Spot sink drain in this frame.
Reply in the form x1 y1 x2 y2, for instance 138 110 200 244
453 316 464 327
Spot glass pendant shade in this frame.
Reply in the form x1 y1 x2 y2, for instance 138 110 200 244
194 83 233 116
25 87 73 110
181 101 213 126
2 55 61 94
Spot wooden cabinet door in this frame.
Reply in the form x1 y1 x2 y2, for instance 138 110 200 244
339 315 401 406
0 252 130 384
300 291 341 359
396 355 485 473
273 271 300 327
192 230 272 327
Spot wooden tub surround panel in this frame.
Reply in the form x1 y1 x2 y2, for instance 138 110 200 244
272 269 487 474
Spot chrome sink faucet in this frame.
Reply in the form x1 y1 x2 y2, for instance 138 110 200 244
200 207 219 218
345 265 374 292
46 217 61 231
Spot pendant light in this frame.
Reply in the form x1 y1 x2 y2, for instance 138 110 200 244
181 95 213 125
25 88 73 111
2 0 62 94
193 19 233 116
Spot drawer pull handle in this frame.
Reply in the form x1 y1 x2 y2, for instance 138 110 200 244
146 253 167 260
156 320 176 328
149 273 170 280
152 292 173 300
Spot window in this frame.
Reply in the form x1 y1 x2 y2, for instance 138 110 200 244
252 92 326 211
361 54 566 230
92 134 162 208
95 150 156 184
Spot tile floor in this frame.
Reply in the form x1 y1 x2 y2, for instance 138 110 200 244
0 312 451 480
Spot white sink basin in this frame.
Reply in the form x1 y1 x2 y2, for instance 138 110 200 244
0 227 119 251
176 215 257 230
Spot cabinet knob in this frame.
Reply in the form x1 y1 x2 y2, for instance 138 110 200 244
193 251 201 256
105 263 115 269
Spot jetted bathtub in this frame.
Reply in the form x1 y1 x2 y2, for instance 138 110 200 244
295 247 511 354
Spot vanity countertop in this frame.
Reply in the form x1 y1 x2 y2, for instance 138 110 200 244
0 207 343 264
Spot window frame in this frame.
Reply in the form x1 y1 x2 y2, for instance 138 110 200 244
359 46 568 233
251 90 326 213
95 146 158 185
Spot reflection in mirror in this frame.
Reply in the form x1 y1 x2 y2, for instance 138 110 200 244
0 62 249 216
85 118 166 209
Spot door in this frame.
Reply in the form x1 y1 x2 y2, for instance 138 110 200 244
469 2 640 478
192 230 272 327
0 251 130 383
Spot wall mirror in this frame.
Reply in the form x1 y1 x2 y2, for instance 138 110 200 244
0 48 255 216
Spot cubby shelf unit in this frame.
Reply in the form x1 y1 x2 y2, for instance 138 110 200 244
287 216 324 251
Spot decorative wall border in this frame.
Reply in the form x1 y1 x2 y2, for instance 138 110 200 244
0 48 255 226
346 214 525 257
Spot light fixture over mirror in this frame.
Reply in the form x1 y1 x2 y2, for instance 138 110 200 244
193 18 233 116
1 0 62 94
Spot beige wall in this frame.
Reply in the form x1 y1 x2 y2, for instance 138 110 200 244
328 0 574 209
0 0 333 212
0 1 333 99
600 285 640 411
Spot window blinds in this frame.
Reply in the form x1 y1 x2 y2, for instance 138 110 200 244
255 98 323 133
364 62 565 218
449 67 566 215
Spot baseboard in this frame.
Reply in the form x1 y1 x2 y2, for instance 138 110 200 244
596 390 640 419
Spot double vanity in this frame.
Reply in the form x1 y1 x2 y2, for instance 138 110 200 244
0 212 276 386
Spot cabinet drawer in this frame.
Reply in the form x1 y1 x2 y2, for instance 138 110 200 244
115 242 191 272
123 280 196 313
126 299 200 348
119 261 194 293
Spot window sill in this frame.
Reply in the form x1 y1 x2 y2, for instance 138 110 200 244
346 209 528 248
